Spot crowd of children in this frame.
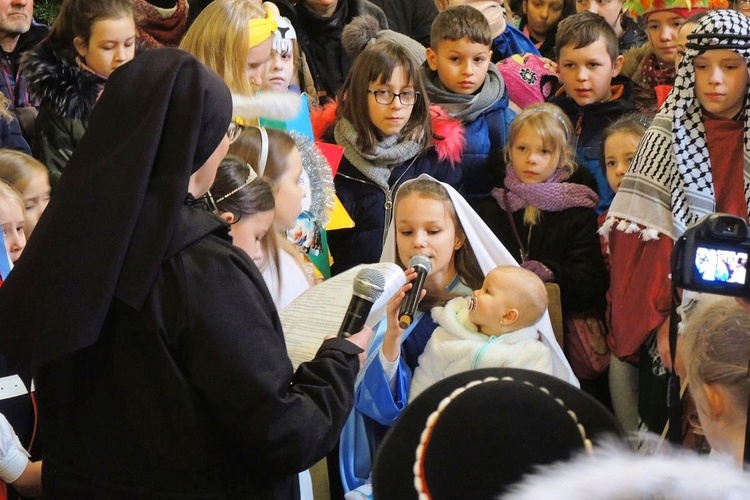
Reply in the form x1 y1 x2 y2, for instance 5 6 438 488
0 0 749 497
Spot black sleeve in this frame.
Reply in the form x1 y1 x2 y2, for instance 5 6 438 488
539 209 608 314
178 245 361 476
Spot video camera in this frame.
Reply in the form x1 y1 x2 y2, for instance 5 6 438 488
672 213 750 297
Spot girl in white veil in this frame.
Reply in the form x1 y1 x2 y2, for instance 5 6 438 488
340 174 576 493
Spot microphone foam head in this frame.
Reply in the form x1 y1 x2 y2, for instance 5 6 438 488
408 254 432 274
353 267 387 300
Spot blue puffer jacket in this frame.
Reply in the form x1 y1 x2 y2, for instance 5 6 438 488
459 96 516 200
327 150 462 275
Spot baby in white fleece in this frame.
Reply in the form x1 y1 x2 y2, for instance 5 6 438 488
409 266 553 402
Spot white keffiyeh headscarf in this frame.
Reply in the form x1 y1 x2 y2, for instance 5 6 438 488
604 9 750 242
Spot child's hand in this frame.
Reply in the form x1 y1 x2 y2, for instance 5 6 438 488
381 269 424 362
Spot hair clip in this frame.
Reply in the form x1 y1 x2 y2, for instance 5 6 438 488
256 126 269 177
215 163 258 204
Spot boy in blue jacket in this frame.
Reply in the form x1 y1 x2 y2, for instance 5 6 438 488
423 4 516 200
550 11 637 213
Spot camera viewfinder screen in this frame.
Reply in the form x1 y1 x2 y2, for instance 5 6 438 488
694 246 748 286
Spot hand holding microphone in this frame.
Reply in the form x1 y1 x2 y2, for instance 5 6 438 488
337 263 405 338
398 255 432 329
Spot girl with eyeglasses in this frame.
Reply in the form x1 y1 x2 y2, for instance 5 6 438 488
316 38 465 276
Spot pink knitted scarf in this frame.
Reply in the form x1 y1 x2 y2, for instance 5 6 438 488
491 167 598 213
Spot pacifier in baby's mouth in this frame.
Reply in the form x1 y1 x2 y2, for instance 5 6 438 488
467 296 477 313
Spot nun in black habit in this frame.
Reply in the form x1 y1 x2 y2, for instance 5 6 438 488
0 48 367 498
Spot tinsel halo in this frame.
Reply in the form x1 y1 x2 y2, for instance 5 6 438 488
287 131 335 226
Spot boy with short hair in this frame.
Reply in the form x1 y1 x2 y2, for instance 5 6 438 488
550 11 637 212
423 4 516 199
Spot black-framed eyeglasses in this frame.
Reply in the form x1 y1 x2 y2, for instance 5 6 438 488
227 122 245 144
367 89 420 106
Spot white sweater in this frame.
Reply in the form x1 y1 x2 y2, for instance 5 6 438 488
409 297 553 402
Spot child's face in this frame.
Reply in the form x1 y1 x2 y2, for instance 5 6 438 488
676 21 696 71
262 49 294 92
604 131 640 192
558 37 623 106
510 123 558 183
395 193 463 291
0 198 25 263
246 37 273 88
426 37 492 96
272 146 305 231
575 0 624 35
645 12 685 66
21 171 50 238
367 65 416 137
523 0 565 41
694 49 749 120
228 209 275 262
468 268 512 336
74 16 136 77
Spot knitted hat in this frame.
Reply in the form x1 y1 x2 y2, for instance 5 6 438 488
497 54 559 109
372 368 624 499
626 0 729 21
342 15 426 65
434 0 507 39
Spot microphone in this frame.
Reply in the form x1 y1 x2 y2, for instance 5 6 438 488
338 267 388 338
398 255 432 329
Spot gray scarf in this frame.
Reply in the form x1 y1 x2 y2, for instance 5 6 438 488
422 62 506 123
334 118 424 190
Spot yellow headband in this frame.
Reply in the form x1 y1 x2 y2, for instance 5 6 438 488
248 8 278 48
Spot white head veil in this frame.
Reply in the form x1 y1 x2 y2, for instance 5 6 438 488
381 174 578 386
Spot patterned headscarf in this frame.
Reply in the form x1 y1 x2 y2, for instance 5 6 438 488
605 10 750 242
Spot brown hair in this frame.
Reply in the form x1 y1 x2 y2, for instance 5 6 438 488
228 127 298 281
394 178 484 310
0 150 48 194
600 114 647 173
212 155 275 223
180 0 267 95
430 5 492 48
555 11 619 63
337 39 431 154
505 103 577 225
50 0 134 59
682 297 750 415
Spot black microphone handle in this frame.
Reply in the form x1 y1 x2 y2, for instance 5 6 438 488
337 294 375 338
398 266 429 329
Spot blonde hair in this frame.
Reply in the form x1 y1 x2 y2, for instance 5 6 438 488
682 297 750 415
0 179 24 215
505 103 577 226
0 150 48 194
0 94 13 122
180 0 267 95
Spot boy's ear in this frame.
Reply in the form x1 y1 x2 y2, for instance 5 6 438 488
503 308 520 325
219 212 235 225
426 48 439 71
612 54 625 78
522 0 528 14
73 36 88 58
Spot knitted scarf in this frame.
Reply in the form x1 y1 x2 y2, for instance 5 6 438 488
605 10 750 242
334 117 424 190
422 63 506 123
640 52 676 88
132 0 188 48
491 166 598 213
